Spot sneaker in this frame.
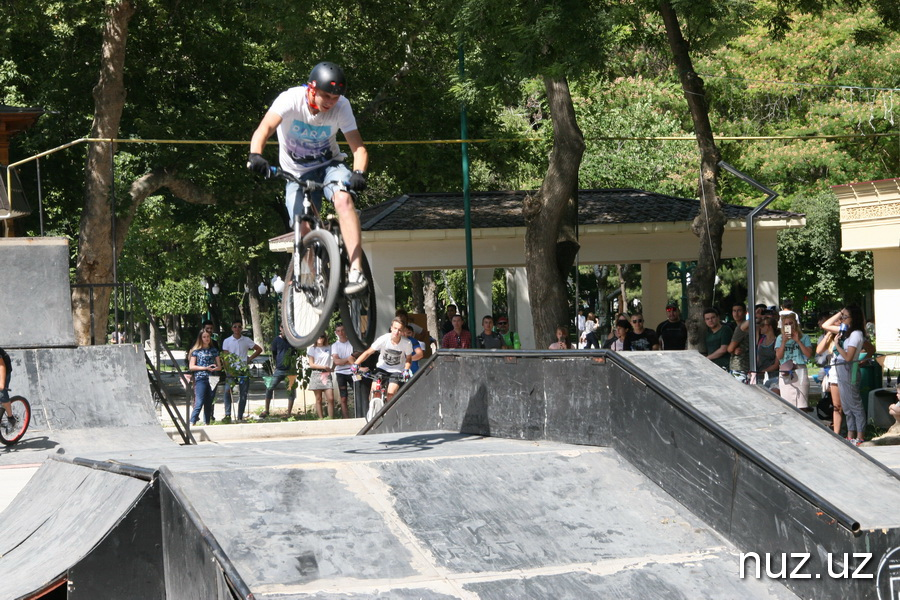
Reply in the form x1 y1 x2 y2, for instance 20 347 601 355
6 415 16 431
221 416 231 424
345 268 368 295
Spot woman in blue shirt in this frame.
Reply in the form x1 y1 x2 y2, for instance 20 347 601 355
189 329 222 426
775 312 814 410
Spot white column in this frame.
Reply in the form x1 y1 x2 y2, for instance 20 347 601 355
755 230 779 309
474 268 494 322
514 268 535 349
640 262 668 328
874 249 900 370
370 253 395 338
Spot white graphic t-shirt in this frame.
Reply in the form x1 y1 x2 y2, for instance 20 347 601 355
371 333 413 374
271 85 358 176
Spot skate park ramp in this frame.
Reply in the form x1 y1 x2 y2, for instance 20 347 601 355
34 428 795 599
0 237 75 348
1 326 898 599
359 350 900 600
0 458 163 600
3 344 175 464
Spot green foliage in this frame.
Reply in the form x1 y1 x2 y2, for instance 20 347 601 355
778 190 873 309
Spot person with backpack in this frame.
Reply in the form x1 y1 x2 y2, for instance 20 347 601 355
0 347 17 428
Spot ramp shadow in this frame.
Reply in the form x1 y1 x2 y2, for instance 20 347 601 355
345 432 478 455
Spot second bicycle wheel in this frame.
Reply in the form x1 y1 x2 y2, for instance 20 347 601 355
282 229 341 348
339 249 377 352
0 396 31 445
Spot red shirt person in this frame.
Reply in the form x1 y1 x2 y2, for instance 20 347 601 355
441 315 472 349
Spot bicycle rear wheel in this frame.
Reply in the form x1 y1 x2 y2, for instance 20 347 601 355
0 396 31 446
282 229 341 349
339 249 378 352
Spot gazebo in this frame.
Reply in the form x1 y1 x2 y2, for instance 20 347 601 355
271 188 805 348
833 178 900 370
1 104 44 236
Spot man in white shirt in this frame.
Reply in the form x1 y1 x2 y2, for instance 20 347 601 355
353 318 413 403
331 324 356 419
221 320 262 422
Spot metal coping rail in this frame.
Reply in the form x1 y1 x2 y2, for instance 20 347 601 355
384 349 866 533
56 455 159 482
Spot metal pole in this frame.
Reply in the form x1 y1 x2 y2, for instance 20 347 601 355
717 161 778 378
36 158 44 236
459 44 477 336
110 141 120 340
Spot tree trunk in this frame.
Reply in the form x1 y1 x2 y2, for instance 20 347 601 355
246 262 264 347
616 264 628 316
423 270 438 347
524 76 584 348
72 0 135 345
410 271 425 314
659 0 726 350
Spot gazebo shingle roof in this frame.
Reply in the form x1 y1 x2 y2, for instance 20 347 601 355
359 189 802 231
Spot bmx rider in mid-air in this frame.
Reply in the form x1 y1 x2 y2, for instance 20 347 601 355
248 61 369 295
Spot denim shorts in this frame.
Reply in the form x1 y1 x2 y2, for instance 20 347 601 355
285 161 353 218
0 388 9 404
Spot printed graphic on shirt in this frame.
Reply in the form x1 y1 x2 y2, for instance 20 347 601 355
630 337 652 351
382 348 403 367
285 121 334 167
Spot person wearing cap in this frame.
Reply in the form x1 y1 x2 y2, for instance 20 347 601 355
495 315 520 349
656 301 687 350
248 61 369 294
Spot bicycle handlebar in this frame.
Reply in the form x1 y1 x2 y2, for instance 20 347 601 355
269 166 347 192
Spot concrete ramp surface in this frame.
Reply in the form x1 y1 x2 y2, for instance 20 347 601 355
89 432 797 599
4 344 175 463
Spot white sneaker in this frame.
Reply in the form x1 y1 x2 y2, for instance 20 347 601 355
345 268 368 295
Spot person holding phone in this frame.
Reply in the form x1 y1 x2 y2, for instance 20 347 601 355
775 312 814 410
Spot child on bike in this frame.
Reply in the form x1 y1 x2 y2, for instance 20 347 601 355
352 318 413 403
0 347 16 428
248 61 369 294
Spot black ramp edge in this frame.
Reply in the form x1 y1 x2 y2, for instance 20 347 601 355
158 465 251 600
0 459 150 600
0 237 76 348
67 477 165 599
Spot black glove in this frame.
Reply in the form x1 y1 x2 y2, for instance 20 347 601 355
347 170 368 192
247 153 270 177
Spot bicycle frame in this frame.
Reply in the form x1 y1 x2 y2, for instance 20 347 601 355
271 167 346 292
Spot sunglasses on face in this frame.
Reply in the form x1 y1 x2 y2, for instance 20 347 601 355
632 319 643 324
497 321 508 325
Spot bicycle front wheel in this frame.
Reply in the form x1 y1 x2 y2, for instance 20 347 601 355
0 396 32 446
282 229 341 349
339 249 378 352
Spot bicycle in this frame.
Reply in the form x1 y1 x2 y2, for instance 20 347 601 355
0 395 31 446
355 369 390 422
269 167 377 352
354 368 410 422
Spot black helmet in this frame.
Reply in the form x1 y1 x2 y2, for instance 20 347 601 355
308 62 346 95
